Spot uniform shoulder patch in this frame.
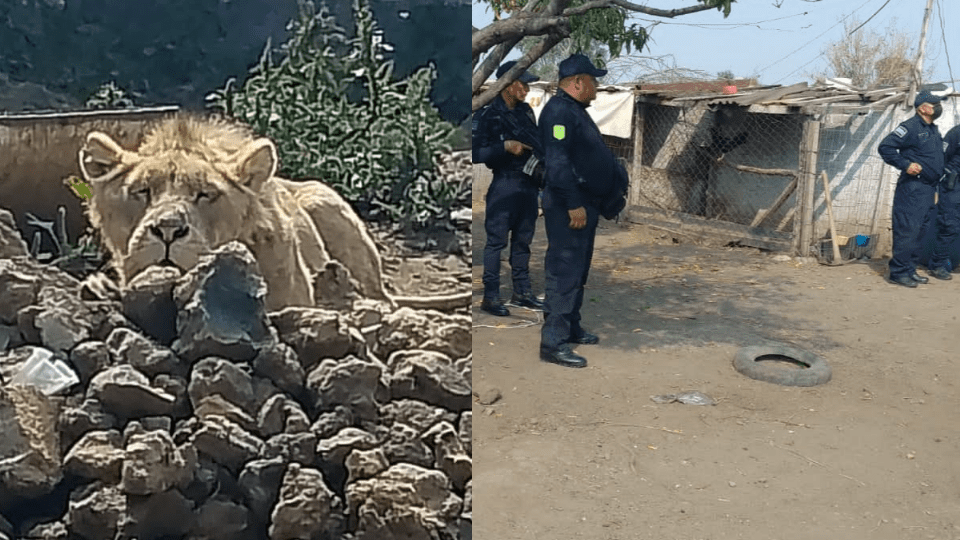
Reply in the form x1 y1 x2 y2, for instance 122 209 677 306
553 124 566 140
894 126 908 138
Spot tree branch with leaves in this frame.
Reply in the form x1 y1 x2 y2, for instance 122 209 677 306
472 0 734 111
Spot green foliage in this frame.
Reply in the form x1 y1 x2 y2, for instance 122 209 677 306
85 81 135 109
206 0 457 226
717 69 735 81
484 0 734 69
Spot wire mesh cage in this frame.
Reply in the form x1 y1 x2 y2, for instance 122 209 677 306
632 101 805 231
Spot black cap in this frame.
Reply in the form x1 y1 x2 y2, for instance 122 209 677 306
496 61 539 84
558 53 608 81
914 90 942 107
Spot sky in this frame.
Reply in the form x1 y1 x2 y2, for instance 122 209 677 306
473 0 957 88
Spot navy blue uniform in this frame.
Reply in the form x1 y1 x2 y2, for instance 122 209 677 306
473 94 543 301
929 125 960 270
539 89 627 351
878 114 944 279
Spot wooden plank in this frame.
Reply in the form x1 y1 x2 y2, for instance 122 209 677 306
776 206 796 232
750 175 799 228
625 205 794 252
796 119 821 255
717 157 797 177
821 171 842 262
629 103 645 208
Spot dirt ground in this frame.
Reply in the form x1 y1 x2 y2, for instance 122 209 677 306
471 206 960 540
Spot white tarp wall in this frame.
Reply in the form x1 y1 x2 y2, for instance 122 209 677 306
525 83 634 139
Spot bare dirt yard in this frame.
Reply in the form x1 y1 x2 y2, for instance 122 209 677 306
471 206 960 540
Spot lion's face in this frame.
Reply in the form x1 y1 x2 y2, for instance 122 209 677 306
79 125 278 283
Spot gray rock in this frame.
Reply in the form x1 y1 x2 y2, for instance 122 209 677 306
152 373 190 419
0 208 29 259
187 357 257 415
344 447 389 484
310 406 354 440
252 342 304 398
380 421 433 469
375 308 470 360
316 427 378 467
87 365 175 418
139 415 172 433
189 414 264 473
312 259 362 310
256 394 287 439
62 429 124 483
263 432 317 465
120 488 196 540
269 308 364 371
237 457 287 526
0 259 42 324
379 399 457 433
268 463 344 540
345 463 462 540
191 496 254 540
462 479 472 520
121 265 181 346
306 356 386 421
121 429 196 495
388 350 471 412
22 519 69 540
68 340 110 385
258 394 311 439
172 242 274 363
0 323 21 353
106 327 179 377
0 385 62 505
459 411 471 456
31 286 94 354
194 394 258 434
422 421 471 492
59 398 117 454
66 482 125 540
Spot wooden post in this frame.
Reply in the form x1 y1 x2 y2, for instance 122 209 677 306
795 118 821 256
821 171 842 263
630 100 645 208
905 0 935 108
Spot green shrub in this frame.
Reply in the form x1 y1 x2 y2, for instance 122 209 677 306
85 81 135 109
206 0 457 226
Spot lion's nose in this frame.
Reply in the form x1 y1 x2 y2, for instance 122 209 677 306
149 222 190 244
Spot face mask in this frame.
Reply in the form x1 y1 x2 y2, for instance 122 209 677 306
932 103 943 120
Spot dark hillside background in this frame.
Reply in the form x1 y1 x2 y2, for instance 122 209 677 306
0 0 469 123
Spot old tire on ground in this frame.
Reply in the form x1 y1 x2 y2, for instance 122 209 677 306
733 344 831 387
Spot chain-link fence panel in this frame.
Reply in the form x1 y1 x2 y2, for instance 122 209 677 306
631 102 805 235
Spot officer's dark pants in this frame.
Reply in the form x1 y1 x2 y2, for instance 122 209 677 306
540 192 600 352
929 181 960 271
483 171 539 300
889 176 936 279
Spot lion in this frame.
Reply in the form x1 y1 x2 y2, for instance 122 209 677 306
77 114 469 311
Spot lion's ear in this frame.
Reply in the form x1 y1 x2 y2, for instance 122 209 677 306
79 132 128 181
235 139 277 191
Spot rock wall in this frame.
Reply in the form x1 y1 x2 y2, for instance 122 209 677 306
0 217 471 540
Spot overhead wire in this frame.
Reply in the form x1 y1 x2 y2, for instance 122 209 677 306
755 0 877 81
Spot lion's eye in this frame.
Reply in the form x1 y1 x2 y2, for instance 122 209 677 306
132 187 151 203
196 191 216 202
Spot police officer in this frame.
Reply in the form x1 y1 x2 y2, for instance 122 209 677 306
473 61 546 316
928 120 960 273
878 90 945 287
538 54 628 368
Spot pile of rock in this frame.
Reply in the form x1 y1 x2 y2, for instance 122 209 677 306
0 209 471 540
